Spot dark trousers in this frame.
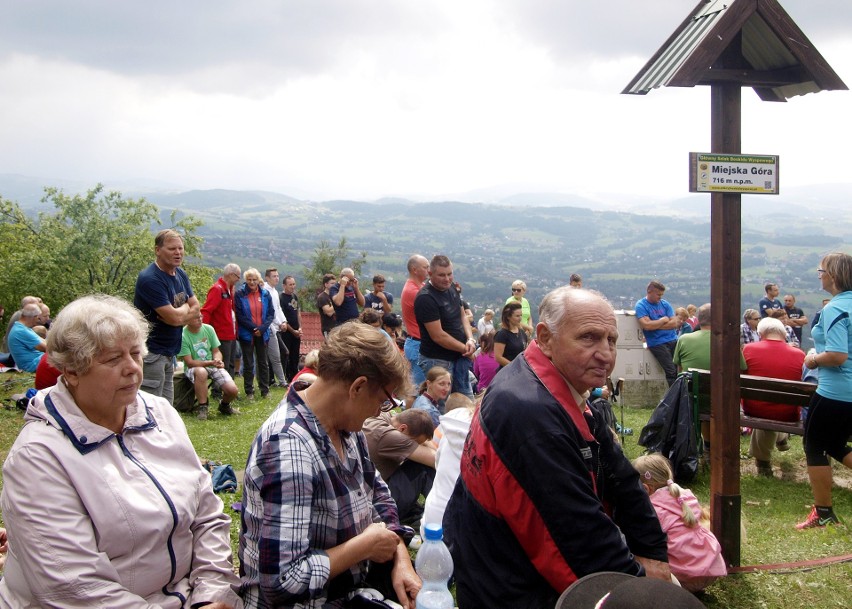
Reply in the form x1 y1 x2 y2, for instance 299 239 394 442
281 331 302 382
219 340 236 377
386 461 436 526
240 336 269 396
648 339 678 386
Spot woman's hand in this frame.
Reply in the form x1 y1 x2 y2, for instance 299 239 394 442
391 542 421 609
359 523 400 563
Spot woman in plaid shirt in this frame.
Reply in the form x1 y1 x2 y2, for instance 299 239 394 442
238 323 420 609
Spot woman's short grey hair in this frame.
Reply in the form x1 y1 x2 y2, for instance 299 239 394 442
742 308 759 323
243 267 261 281
756 316 786 339
47 294 150 375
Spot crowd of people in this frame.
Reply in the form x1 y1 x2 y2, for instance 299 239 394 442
0 232 850 608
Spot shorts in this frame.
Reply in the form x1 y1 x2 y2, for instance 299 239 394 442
185 365 234 389
803 392 852 466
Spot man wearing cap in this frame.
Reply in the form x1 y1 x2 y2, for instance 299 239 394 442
444 287 669 609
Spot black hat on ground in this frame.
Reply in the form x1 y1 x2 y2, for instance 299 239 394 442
556 572 706 609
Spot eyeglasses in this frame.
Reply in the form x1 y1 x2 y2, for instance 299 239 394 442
511 288 522 292
380 387 397 412
817 269 827 276
749 317 760 321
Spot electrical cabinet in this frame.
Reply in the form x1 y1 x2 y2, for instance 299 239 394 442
611 310 667 382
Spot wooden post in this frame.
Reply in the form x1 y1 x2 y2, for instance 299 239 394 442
709 48 743 565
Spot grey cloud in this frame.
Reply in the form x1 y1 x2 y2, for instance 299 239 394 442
494 0 852 61
0 0 446 83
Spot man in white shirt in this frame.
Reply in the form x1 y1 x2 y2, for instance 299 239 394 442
263 268 288 388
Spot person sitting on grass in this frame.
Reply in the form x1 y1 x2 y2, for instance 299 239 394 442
632 454 726 592
411 366 452 428
178 314 240 419
363 408 437 528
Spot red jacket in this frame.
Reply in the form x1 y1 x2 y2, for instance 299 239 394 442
201 277 236 341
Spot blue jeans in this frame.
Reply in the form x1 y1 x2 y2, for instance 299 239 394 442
404 337 426 386
419 356 473 398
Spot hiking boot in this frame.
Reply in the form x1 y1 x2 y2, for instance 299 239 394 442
796 505 841 530
755 460 773 478
776 438 790 452
197 404 209 421
219 402 240 416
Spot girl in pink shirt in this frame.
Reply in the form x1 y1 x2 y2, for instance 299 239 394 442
633 454 727 592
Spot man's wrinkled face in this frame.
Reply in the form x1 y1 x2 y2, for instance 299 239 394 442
284 278 297 294
429 264 454 291
413 258 429 282
783 295 795 308
537 299 618 394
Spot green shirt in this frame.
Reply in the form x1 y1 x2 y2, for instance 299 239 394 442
178 323 221 362
673 329 746 372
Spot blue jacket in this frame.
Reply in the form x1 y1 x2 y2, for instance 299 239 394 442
234 284 275 343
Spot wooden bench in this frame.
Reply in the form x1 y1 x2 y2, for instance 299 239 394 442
689 368 815 437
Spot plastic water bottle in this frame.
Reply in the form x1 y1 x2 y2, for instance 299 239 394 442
414 523 454 609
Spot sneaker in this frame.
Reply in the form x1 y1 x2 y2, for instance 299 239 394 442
796 506 841 530
776 438 790 452
755 460 773 478
245 393 255 401
260 391 269 399
197 404 209 421
274 381 289 389
615 422 633 436
219 402 240 416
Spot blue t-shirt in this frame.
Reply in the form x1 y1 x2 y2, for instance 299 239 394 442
329 282 360 324
634 297 678 347
134 263 194 356
8 322 44 372
758 297 782 317
364 291 393 312
811 291 852 401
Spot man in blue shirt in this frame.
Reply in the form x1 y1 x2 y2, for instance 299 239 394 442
635 281 680 386
330 267 365 325
758 282 783 317
134 229 199 405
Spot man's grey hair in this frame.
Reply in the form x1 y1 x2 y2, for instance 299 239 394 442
538 286 611 336
21 295 40 307
756 316 786 339
21 303 41 318
340 267 354 277
47 294 150 375
223 262 241 275
697 303 712 327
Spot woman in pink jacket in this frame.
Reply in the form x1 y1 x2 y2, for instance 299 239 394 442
0 294 240 608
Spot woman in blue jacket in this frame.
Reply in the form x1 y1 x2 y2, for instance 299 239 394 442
235 267 275 399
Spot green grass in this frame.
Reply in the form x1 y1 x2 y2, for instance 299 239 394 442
2 377 851 607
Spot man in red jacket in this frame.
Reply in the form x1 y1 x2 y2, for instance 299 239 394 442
743 316 806 477
201 263 241 376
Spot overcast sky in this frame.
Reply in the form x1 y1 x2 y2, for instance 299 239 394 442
1 0 849 202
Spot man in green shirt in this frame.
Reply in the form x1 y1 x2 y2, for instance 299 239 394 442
178 315 240 419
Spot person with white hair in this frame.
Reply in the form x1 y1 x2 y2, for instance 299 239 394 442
0 294 239 607
6 302 46 372
330 267 365 325
742 316 805 477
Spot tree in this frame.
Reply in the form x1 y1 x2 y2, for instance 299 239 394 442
299 237 367 311
0 184 209 313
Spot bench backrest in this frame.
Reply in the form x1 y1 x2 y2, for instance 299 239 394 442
690 368 816 409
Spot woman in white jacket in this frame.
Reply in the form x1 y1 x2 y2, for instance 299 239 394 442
0 294 241 608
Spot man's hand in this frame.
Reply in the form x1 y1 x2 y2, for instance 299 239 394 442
391 555 421 609
636 556 672 582
212 359 224 369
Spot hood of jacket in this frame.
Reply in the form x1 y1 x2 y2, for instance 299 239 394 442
26 380 159 455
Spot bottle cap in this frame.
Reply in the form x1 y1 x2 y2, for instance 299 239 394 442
423 523 443 541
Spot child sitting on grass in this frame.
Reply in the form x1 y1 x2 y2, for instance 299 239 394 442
633 454 727 592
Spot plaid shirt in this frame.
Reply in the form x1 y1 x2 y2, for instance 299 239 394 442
740 322 759 346
238 391 404 608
